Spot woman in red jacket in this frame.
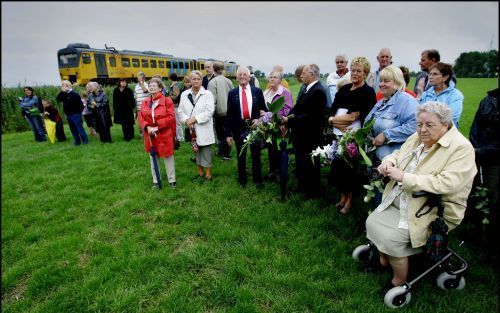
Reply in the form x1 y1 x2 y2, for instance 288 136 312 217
139 77 177 189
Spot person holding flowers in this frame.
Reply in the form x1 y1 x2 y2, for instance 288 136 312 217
225 66 267 188
263 70 294 180
327 56 377 214
281 64 326 199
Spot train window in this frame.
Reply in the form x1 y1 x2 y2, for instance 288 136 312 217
132 58 140 67
150 59 157 68
82 53 91 64
142 59 149 68
109 57 116 67
166 60 171 68
122 58 130 67
159 60 165 68
201 63 205 70
179 62 184 69
185 62 189 69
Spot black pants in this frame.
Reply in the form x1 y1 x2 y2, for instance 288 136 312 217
294 144 321 197
215 115 231 157
329 157 364 195
56 122 67 142
98 127 112 143
121 123 135 141
267 137 280 175
235 137 263 185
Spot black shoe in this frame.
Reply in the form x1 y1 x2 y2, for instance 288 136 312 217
255 183 264 190
379 281 397 296
222 156 232 161
239 180 247 188
151 183 161 190
190 157 196 164
169 182 177 189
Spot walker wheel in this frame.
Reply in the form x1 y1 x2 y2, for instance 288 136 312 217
384 286 411 309
436 272 465 290
352 244 371 261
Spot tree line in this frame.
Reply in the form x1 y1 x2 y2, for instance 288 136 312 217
252 50 499 78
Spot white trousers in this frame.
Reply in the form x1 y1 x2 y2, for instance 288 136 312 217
149 155 176 184
175 108 185 141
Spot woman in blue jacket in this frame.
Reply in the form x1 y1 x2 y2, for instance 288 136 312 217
364 65 418 162
19 86 46 142
419 62 463 128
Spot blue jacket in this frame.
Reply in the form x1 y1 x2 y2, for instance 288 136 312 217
19 95 39 109
419 84 463 127
364 90 418 161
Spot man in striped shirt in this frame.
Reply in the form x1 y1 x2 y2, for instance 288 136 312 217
134 72 149 137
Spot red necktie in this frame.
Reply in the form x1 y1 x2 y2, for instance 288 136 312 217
241 87 250 119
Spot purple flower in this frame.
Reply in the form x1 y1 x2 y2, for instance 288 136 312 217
258 112 273 124
346 142 359 159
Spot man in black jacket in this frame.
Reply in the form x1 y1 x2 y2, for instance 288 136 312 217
56 80 88 145
281 64 326 198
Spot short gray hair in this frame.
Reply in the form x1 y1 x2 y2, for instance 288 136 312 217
190 70 203 80
268 70 283 81
417 101 453 127
237 66 250 75
148 77 164 89
85 81 100 93
137 72 146 78
306 64 320 78
335 53 348 63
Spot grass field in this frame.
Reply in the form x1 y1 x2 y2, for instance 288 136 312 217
2 78 498 312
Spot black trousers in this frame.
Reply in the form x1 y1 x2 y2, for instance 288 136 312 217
56 122 67 142
235 137 263 185
121 123 135 141
294 144 321 197
215 115 231 157
267 137 280 175
98 127 112 143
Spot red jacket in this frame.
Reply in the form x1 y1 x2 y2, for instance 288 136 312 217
139 94 176 157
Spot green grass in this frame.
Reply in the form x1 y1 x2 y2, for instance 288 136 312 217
2 78 499 312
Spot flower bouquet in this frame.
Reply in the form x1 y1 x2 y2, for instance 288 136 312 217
240 96 286 156
310 119 375 168
310 141 337 165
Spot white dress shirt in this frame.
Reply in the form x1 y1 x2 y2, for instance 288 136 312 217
239 84 253 119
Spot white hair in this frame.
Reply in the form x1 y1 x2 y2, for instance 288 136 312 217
417 101 453 127
237 66 250 75
335 53 348 63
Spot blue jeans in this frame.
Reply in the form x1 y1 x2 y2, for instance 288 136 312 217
66 113 88 145
25 114 46 142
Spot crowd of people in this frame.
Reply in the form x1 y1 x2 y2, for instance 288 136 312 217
18 48 498 292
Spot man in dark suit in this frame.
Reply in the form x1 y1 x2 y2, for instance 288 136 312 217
225 66 268 187
281 64 326 198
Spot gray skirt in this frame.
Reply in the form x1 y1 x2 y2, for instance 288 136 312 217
366 205 423 257
195 145 212 167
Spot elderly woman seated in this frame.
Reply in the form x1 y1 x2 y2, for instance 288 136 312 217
365 101 476 293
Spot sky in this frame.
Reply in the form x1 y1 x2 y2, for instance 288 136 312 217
1 1 498 87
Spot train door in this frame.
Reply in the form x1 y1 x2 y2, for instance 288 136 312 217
94 54 108 78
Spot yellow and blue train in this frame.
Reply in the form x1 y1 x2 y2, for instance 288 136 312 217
57 43 238 86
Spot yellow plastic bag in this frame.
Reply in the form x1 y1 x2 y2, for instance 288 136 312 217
44 119 56 144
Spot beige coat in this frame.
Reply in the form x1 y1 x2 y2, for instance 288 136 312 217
381 125 477 248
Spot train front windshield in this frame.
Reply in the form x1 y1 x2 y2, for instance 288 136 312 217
58 52 79 68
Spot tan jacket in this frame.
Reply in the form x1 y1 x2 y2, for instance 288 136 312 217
381 126 477 247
